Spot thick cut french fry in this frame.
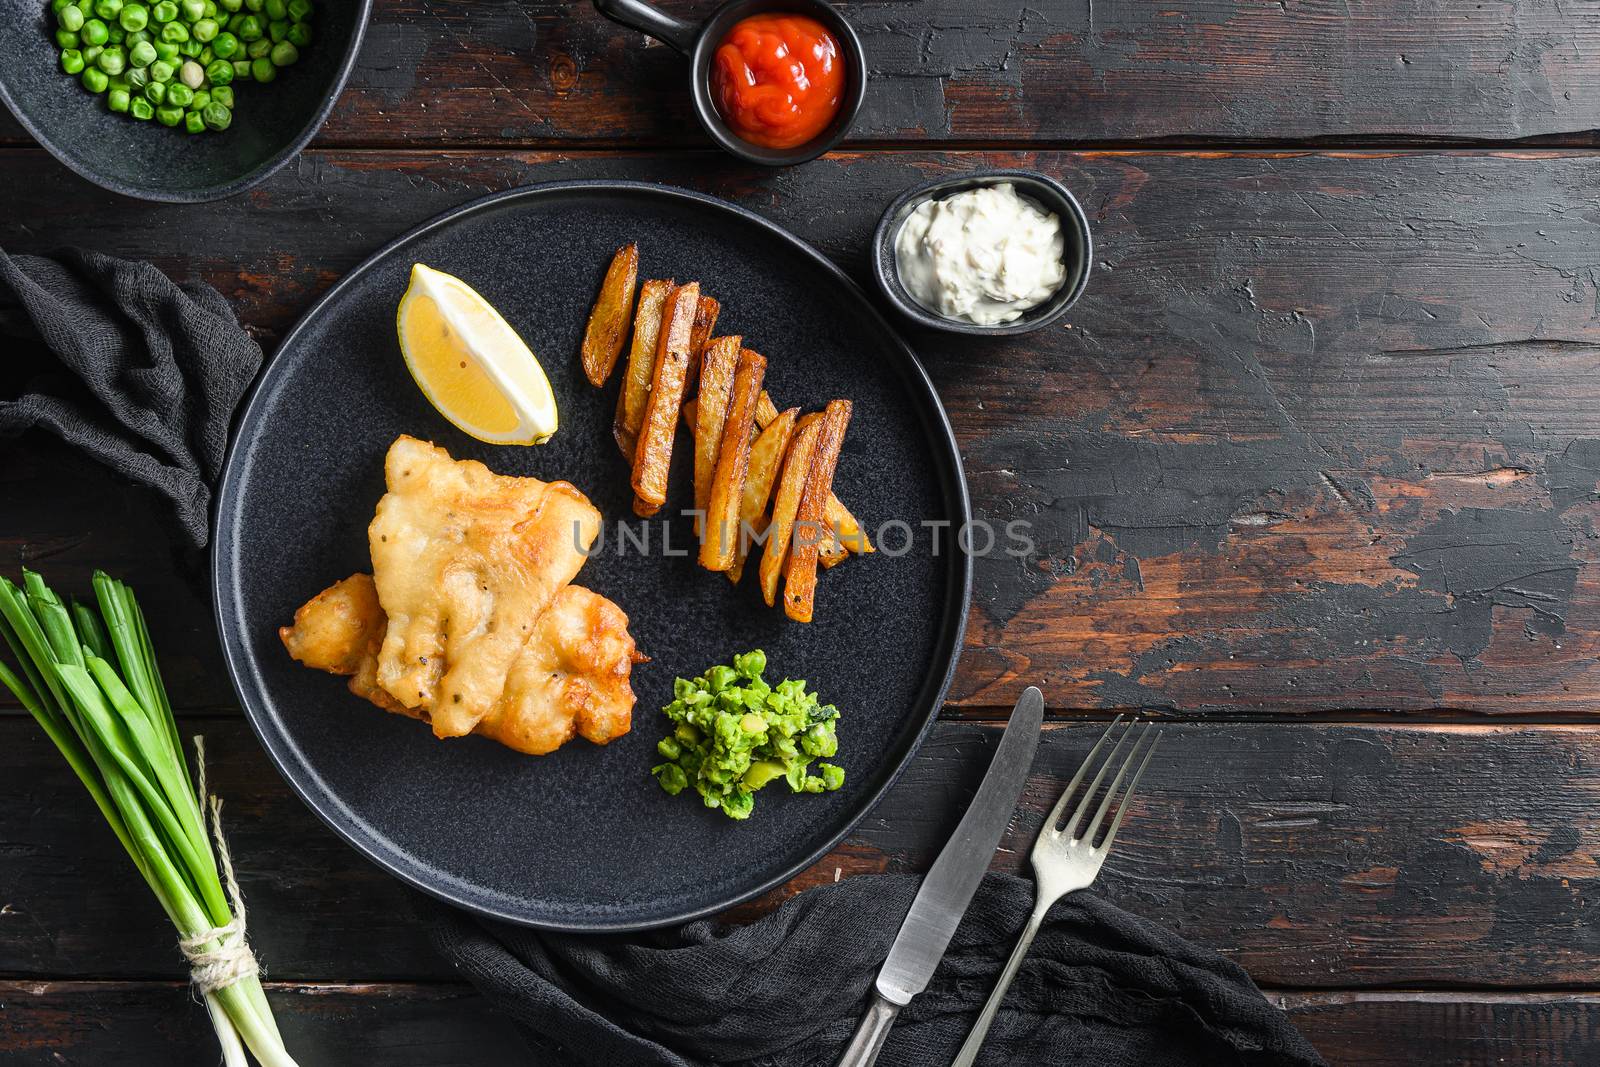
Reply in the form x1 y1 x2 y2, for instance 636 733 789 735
630 281 699 515
614 279 673 456
754 390 872 554
693 336 740 534
784 399 852 623
580 243 639 387
702 348 767 571
684 295 720 393
819 531 847 569
729 406 797 584
760 421 821 607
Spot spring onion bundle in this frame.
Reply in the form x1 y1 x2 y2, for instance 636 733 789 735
0 569 298 1067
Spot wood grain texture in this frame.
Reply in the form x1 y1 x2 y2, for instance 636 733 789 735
7 1 1600 147
3 716 1598 988
6 149 1600 716
2 982 1597 1066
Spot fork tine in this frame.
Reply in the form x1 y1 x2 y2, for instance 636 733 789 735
1041 716 1124 834
1097 731 1162 854
1081 722 1156 846
1061 720 1136 841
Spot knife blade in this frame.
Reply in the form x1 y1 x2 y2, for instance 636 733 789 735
875 684 1044 1003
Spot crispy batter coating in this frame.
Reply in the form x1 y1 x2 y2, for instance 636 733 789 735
367 435 601 737
280 574 639 755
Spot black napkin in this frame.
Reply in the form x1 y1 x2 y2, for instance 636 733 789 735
0 247 264 548
427 872 1327 1067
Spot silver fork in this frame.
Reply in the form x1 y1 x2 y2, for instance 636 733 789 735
951 717 1162 1067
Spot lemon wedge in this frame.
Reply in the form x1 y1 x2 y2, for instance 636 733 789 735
396 263 558 445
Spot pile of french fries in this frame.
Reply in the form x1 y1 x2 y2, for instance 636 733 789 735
579 243 874 623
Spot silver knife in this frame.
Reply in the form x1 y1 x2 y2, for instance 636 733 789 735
836 686 1045 1067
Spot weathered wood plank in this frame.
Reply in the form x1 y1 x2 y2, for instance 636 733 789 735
7 1 1600 147
2 717 1597 987
4 982 1599 1067
0 982 529 1065
1277 992 1600 1067
5 149 1600 716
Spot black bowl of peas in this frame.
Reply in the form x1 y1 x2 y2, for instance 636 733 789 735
0 0 369 202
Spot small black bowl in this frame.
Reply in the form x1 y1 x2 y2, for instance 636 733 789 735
871 170 1093 337
0 0 371 203
592 0 865 166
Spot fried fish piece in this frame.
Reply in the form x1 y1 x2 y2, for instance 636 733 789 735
368 436 601 738
281 574 640 755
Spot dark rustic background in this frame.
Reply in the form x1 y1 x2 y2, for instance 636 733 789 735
5 2 1600 1064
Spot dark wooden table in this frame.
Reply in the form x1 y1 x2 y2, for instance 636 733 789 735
6 2 1600 1063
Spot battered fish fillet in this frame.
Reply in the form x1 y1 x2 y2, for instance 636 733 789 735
280 573 639 755
369 435 602 737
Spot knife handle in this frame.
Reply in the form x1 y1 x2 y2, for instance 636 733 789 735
836 992 901 1067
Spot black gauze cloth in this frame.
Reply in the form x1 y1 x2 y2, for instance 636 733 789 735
427 872 1327 1067
0 247 263 548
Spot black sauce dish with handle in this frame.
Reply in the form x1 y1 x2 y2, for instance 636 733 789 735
591 0 865 165
0 0 371 202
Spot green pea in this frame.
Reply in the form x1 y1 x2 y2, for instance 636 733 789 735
59 48 85 74
97 47 125 73
203 0 216 14
152 39 177 60
178 37 201 55
217 0 240 10
117 2 145 28
81 66 109 92
165 81 192 106
285 19 308 46
52 0 72 14
159 20 187 41
129 39 156 65
249 55 274 81
192 16 216 40
107 25 125 44
184 109 204 132
125 27 150 43
180 0 204 19
126 65 149 88
143 78 165 102
209 83 232 107
201 100 231 130
198 45 213 62
267 18 286 41
82 43 102 63
242 0 262 10
235 13 261 38
286 0 309 21
148 57 172 80
245 37 269 58
204 57 233 84
59 5 85 30
155 103 182 126
262 0 283 18
268 39 295 65
130 95 154 119
54 28 79 48
190 87 210 109
82 17 108 43
93 0 123 20
107 86 131 112
150 0 176 20
211 29 237 55
231 57 250 78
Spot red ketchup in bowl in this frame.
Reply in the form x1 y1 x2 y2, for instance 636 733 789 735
710 13 845 150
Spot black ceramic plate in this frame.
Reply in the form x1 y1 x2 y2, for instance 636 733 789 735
0 0 370 202
212 181 971 931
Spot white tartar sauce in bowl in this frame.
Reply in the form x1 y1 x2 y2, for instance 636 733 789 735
893 182 1067 326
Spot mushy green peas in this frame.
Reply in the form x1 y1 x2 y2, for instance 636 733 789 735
652 650 844 820
47 0 312 128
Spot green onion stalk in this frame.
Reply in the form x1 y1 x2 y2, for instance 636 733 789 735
0 569 298 1067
